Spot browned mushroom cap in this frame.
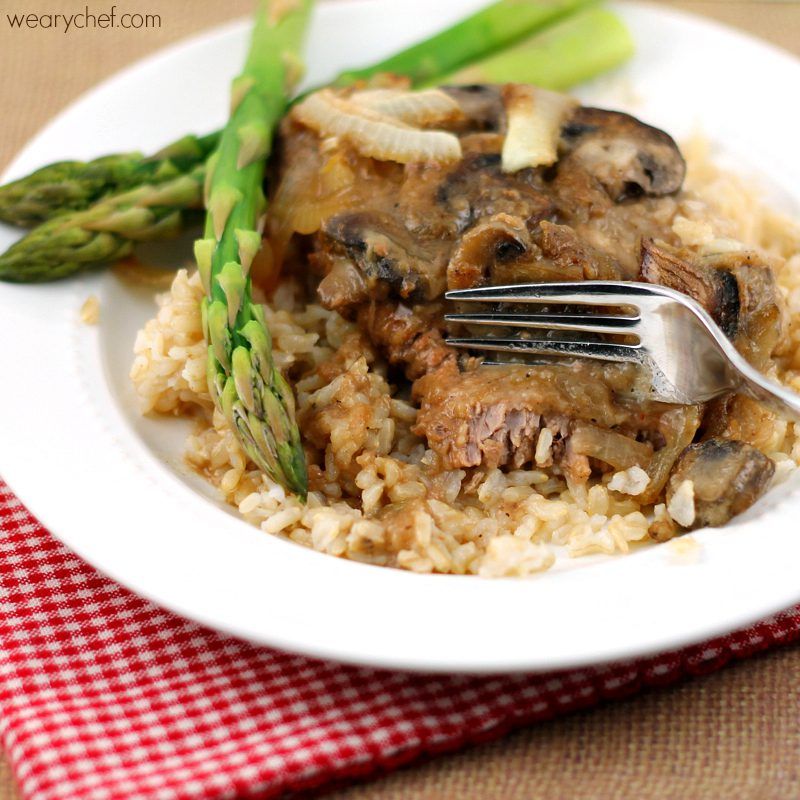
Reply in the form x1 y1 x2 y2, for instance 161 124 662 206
436 91 687 202
559 107 686 201
322 211 450 301
639 242 787 368
446 213 532 290
445 215 625 292
666 438 775 530
703 251 787 369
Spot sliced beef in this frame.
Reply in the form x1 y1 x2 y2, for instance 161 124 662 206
356 301 455 381
462 403 544 470
412 360 658 472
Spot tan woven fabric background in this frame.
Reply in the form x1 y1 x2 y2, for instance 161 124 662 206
1 1 800 797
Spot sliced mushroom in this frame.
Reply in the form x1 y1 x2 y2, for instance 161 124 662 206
706 252 787 369
322 211 450 301
435 152 555 235
442 85 506 133
666 438 774 530
558 107 686 201
445 214 625 292
639 239 740 337
446 213 533 290
639 242 787 368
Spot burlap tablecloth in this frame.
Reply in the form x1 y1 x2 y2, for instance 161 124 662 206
1 1 799 797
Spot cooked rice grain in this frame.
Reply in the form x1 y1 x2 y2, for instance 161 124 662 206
80 295 100 325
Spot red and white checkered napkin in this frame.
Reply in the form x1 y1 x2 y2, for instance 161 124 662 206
1 479 799 800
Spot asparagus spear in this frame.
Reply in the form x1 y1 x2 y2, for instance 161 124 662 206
199 0 312 497
0 133 217 227
0 166 204 282
441 6 634 89
331 0 593 87
0 0 594 229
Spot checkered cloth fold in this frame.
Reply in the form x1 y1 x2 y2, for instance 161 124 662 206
0 480 798 800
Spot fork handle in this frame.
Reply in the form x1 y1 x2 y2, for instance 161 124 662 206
735 358 800 423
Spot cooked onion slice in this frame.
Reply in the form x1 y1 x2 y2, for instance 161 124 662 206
501 84 577 173
293 89 462 164
569 423 653 471
350 88 464 126
270 155 354 238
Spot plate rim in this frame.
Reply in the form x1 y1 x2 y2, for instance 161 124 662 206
2 0 800 674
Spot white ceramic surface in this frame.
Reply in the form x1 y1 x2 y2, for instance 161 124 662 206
1 0 800 673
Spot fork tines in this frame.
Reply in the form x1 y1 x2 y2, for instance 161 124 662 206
444 281 659 304
444 281 649 364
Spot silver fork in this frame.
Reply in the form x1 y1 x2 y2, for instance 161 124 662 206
445 281 800 420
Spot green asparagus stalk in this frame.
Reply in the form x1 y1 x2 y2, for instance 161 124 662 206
0 133 217 227
331 0 594 87
441 6 634 88
199 0 312 497
0 0 595 229
0 166 204 282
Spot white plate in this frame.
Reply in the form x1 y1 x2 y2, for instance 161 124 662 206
2 0 800 674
